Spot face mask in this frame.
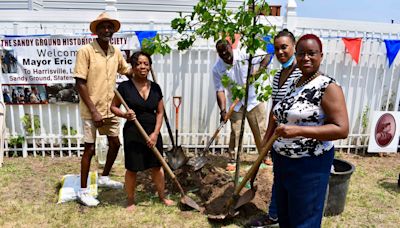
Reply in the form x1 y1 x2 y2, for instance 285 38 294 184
281 55 295 68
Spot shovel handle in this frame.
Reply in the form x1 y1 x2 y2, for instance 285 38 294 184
223 99 240 122
114 89 186 195
150 68 158 82
173 96 182 109
150 68 175 147
233 133 278 196
173 96 181 146
203 99 240 153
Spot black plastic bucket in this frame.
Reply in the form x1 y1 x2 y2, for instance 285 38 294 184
324 158 355 216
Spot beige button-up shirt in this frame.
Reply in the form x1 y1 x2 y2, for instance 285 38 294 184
74 40 130 119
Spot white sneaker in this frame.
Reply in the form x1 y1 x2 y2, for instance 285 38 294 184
98 176 124 189
77 190 99 207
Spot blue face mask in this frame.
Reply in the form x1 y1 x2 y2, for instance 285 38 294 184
281 55 295 68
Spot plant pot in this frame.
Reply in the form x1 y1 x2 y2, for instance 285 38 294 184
324 158 355 216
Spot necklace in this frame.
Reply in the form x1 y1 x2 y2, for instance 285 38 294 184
296 71 319 88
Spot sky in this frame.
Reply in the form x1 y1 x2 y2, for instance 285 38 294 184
269 0 400 24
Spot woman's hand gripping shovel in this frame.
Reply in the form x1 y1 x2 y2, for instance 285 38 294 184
150 69 187 170
114 89 202 212
188 99 240 171
207 133 278 219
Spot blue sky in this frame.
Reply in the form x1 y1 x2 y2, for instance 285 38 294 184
269 0 399 24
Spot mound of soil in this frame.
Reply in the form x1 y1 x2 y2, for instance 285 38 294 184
165 154 273 217
135 153 273 218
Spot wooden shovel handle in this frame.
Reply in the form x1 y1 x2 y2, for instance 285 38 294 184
224 99 240 122
233 133 278 196
203 99 240 152
150 68 158 82
114 89 186 195
150 68 175 147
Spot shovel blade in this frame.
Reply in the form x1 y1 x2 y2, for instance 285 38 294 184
180 195 203 212
206 210 239 220
166 146 187 170
234 189 256 209
187 156 208 171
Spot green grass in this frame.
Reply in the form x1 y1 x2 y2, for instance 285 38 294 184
322 154 400 228
0 153 399 227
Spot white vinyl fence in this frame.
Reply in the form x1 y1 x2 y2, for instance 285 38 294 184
1 0 400 158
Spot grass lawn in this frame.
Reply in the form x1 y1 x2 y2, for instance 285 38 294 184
0 152 399 227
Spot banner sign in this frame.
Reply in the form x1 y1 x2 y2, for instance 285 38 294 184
1 34 139 104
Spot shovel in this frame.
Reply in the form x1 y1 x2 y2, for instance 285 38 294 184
188 99 240 171
172 96 185 167
207 133 278 219
113 89 202 212
150 69 187 170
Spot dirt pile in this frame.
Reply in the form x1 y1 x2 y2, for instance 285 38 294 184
135 153 273 217
167 154 274 217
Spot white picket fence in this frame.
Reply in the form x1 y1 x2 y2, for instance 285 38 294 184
1 0 400 158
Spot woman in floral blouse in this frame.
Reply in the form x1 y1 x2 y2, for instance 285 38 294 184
271 34 349 228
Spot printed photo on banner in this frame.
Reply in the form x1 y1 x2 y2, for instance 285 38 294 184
46 83 79 104
1 49 18 74
368 111 400 153
2 84 47 105
121 49 131 63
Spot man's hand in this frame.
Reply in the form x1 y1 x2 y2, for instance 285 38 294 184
220 109 227 122
147 132 158 148
91 110 104 127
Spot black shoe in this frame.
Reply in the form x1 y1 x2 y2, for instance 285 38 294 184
245 214 279 228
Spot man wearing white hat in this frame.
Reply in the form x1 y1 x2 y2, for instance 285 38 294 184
74 12 132 207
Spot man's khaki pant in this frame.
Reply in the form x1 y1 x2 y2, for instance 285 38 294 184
229 102 267 157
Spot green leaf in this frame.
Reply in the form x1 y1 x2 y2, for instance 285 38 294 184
165 0 276 103
171 18 180 29
21 114 40 135
221 75 231 88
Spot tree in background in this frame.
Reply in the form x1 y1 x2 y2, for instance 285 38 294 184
143 0 276 185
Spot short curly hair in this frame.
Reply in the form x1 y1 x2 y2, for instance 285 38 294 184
130 51 152 67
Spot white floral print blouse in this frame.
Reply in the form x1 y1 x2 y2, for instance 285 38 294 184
272 74 337 158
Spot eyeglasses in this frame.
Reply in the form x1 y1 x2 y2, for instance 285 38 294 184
295 51 320 58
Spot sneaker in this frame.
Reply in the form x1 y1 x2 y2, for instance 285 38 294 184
245 214 279 228
77 190 99 207
98 176 124 189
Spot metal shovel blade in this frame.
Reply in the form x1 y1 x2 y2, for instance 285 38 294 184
206 210 239 220
187 155 208 171
165 146 187 170
180 195 203 212
234 188 256 209
192 157 208 171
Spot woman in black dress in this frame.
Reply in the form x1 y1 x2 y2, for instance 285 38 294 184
111 51 174 211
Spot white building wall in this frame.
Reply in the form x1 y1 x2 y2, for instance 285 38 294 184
0 0 244 12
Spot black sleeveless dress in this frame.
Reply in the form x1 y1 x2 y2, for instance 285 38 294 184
117 80 163 172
